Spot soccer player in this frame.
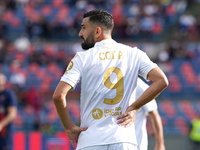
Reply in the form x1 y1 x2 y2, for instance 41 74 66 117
0 73 17 150
135 78 165 150
53 9 168 150
189 116 200 150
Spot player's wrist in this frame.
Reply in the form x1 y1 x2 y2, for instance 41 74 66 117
64 123 76 132
128 105 139 112
156 141 165 146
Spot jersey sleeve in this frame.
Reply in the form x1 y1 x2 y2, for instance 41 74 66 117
136 78 148 100
60 54 83 90
138 50 158 81
143 99 157 113
8 90 17 107
136 78 157 113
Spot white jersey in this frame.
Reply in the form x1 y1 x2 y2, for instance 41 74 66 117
135 78 158 150
60 39 157 150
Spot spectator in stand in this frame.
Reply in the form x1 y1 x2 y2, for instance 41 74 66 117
164 3 177 26
0 73 17 150
140 13 156 39
179 11 196 33
111 2 127 39
144 2 159 17
196 16 200 38
0 18 7 39
9 60 26 89
151 19 163 40
3 0 16 11
0 38 8 64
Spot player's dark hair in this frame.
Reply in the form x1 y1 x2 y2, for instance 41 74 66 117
83 9 114 32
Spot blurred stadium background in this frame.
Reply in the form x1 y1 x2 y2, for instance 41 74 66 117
0 0 200 149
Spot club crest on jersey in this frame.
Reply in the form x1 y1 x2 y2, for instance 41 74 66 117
65 61 74 74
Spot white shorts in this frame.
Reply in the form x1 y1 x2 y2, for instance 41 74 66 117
78 143 137 150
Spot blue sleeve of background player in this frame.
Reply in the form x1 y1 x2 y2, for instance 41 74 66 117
7 90 17 107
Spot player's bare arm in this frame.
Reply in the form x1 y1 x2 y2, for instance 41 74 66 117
148 109 165 150
53 81 88 149
117 67 168 127
0 106 17 131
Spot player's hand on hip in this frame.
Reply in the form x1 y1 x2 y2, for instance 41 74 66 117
117 106 138 128
65 125 88 149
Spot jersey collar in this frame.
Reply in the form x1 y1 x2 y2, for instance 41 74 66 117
95 39 116 47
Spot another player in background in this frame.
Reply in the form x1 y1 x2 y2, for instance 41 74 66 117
135 78 165 150
53 9 168 150
0 73 17 150
189 116 200 150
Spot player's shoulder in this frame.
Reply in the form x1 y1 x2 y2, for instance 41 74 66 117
74 50 90 60
117 43 144 55
117 42 137 50
76 50 88 56
75 48 96 64
76 47 95 56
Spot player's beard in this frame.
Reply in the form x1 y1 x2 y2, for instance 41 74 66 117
81 32 95 50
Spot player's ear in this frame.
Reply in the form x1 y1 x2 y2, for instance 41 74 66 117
95 27 102 38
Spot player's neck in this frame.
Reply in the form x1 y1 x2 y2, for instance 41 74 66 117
96 35 112 43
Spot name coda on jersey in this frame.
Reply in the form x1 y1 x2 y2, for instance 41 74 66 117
99 50 125 60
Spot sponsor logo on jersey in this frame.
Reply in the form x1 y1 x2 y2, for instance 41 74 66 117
104 107 122 117
92 107 122 119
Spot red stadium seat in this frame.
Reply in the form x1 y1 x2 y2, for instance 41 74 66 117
13 113 24 129
46 62 63 79
28 63 40 75
174 116 189 135
3 11 15 23
52 0 65 8
159 100 177 118
41 5 53 17
180 62 197 85
178 100 199 120
68 100 80 121
168 74 182 93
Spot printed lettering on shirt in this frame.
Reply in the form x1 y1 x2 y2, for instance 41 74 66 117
104 107 122 117
99 51 124 60
103 67 124 105
91 107 122 119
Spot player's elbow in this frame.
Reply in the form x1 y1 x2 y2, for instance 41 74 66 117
161 76 169 89
53 92 63 103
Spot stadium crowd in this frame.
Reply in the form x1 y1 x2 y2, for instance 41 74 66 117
0 0 199 41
